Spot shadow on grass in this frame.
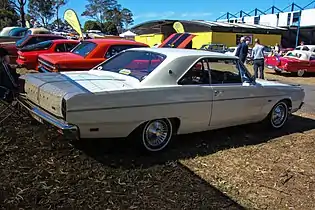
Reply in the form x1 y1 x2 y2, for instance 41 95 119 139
73 115 315 169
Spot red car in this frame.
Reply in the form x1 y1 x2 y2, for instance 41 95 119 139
265 50 315 77
16 39 79 70
37 39 149 72
0 34 66 65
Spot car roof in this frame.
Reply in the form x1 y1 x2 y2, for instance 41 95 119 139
87 39 148 45
51 39 80 43
125 47 238 59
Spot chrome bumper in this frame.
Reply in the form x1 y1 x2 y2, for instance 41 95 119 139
17 95 79 139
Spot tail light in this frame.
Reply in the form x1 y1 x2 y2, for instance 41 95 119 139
61 98 67 119
18 78 25 93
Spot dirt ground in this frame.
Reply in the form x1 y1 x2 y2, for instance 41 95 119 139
1 66 315 209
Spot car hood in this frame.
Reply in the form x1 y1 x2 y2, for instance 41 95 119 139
39 52 83 64
255 79 301 88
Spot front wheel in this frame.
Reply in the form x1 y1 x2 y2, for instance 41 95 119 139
134 118 174 152
268 101 289 129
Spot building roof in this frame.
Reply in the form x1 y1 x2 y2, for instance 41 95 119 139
130 19 287 35
87 39 148 46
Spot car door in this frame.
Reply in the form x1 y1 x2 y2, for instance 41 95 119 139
310 55 315 72
176 58 213 133
209 58 266 129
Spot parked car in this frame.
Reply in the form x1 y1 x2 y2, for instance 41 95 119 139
295 45 315 53
18 48 305 153
0 34 66 65
16 39 79 70
200 43 227 53
37 39 149 72
265 50 315 77
159 33 196 49
0 27 51 43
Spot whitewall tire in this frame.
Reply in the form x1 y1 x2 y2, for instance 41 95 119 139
139 119 173 152
269 101 289 129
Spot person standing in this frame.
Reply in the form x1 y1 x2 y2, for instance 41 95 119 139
251 38 265 79
236 37 248 63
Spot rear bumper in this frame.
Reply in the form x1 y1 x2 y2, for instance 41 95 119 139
17 95 79 139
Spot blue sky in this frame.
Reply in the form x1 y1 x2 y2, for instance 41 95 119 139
59 0 314 26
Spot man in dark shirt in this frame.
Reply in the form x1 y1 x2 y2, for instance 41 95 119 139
235 37 248 63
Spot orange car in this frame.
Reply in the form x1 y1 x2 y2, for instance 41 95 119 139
37 39 149 72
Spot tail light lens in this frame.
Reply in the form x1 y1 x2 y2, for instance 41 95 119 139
18 78 25 93
61 98 67 119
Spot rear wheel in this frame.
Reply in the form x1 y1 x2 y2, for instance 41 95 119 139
268 101 289 129
296 69 305 77
133 118 174 152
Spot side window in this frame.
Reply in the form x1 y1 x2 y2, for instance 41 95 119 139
65 43 77 51
310 56 315 61
178 59 210 85
105 45 144 59
209 59 242 84
55 44 66 52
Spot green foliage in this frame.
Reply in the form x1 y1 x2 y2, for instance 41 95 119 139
84 20 102 31
0 0 18 30
28 0 55 26
81 0 133 30
0 9 19 30
102 21 118 35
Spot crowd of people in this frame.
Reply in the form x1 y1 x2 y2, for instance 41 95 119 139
235 37 266 79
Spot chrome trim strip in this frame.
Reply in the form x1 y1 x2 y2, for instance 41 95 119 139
67 94 285 113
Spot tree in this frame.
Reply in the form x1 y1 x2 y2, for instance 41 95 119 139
53 0 68 29
0 0 18 30
102 21 118 35
106 4 133 30
81 0 117 25
83 20 101 31
9 0 27 27
28 0 55 27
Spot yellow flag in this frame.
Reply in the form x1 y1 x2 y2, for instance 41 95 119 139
173 22 185 33
64 9 83 38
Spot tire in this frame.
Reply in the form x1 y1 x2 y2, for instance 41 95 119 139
267 101 289 129
296 69 305 77
274 69 281 75
134 118 174 152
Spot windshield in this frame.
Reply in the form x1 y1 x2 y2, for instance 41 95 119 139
96 50 166 81
16 35 30 47
20 40 53 52
285 51 302 58
227 48 235 52
71 41 97 57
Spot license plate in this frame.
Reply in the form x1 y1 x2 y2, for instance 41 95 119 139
31 113 43 124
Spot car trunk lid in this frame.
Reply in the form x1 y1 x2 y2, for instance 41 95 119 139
159 33 196 49
20 70 140 117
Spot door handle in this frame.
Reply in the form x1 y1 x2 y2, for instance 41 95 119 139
214 90 223 96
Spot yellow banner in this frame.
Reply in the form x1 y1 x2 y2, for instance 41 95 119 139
64 9 83 38
173 22 185 33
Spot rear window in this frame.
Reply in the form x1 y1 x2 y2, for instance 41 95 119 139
71 41 97 57
105 44 146 58
16 35 30 47
20 40 53 52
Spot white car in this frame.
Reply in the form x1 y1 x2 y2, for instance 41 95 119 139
295 45 315 54
18 48 305 152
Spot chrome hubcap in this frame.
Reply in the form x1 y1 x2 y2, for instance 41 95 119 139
297 70 305 77
145 120 169 147
272 104 286 126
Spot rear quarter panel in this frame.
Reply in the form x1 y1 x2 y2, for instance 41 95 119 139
65 86 213 138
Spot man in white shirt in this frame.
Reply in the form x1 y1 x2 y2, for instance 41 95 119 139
251 38 265 79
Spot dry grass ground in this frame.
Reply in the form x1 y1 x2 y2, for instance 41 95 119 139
181 112 315 210
1 66 315 209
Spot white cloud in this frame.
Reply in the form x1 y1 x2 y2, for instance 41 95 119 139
181 12 212 17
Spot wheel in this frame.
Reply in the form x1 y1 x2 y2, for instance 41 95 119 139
297 69 305 77
135 118 174 152
268 101 289 129
274 69 281 75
